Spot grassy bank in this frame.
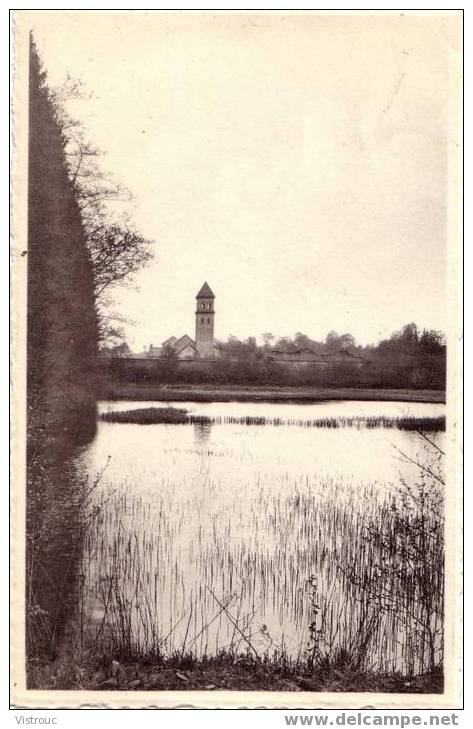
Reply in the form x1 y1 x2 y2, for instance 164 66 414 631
28 651 443 693
99 384 446 404
100 407 446 431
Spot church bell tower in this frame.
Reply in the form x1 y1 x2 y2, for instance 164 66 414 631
195 282 215 358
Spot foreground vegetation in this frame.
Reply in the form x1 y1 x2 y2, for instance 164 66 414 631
25 429 444 693
28 651 443 693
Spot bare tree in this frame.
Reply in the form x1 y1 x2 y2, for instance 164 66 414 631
262 332 274 348
50 76 154 343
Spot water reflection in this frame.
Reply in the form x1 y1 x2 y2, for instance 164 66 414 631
193 420 212 445
26 439 91 670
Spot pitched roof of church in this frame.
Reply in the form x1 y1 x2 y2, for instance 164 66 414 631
196 282 215 299
174 334 197 352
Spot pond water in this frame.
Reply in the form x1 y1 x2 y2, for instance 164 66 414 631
99 398 444 420
77 399 445 672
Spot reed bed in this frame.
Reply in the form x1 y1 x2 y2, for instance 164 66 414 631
77 431 444 677
101 407 189 424
100 407 445 432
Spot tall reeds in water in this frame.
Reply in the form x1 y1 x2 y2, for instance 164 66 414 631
307 439 444 675
76 434 444 677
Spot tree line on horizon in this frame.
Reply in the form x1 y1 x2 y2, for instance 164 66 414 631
103 322 446 391
214 322 445 360
103 321 445 359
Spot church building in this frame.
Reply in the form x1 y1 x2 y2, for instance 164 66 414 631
147 282 217 360
194 282 215 357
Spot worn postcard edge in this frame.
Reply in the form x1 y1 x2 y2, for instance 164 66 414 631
10 9 464 710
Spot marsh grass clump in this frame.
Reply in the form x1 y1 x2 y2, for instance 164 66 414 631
395 416 445 432
100 407 445 432
101 407 190 424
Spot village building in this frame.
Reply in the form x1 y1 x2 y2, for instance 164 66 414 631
141 282 363 368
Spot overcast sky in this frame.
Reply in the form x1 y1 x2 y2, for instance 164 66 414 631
28 11 459 350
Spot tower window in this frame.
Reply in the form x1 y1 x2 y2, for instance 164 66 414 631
201 317 204 324
207 318 210 323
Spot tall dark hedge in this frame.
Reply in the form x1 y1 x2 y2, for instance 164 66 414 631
28 37 98 448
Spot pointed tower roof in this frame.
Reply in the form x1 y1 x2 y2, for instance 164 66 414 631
196 281 215 299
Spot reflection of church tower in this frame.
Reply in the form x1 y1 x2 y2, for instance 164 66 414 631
195 282 215 358
193 421 212 445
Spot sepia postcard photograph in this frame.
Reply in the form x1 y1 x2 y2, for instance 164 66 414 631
10 9 463 710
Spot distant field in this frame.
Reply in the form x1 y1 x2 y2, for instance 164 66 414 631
100 383 446 404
